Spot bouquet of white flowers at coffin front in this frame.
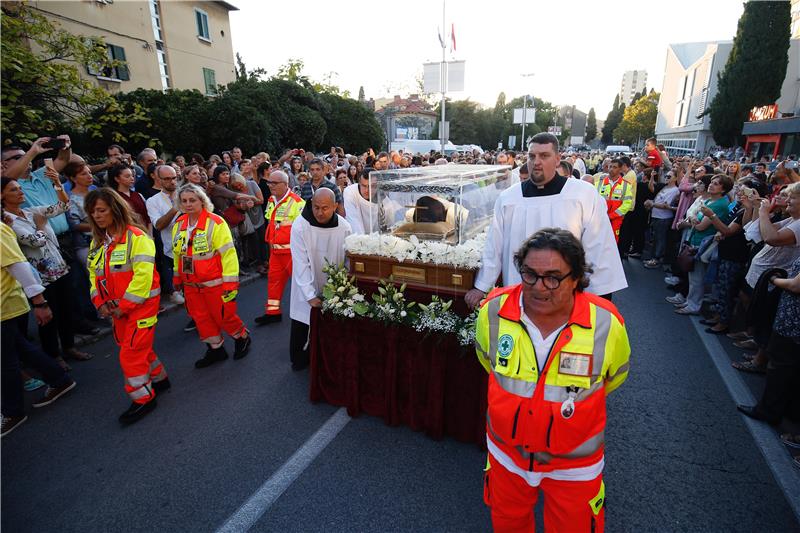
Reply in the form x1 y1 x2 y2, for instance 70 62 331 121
321 261 370 319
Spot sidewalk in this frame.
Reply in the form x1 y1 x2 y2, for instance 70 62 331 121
73 270 263 348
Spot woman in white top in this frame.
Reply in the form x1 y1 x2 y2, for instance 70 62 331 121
1 171 93 368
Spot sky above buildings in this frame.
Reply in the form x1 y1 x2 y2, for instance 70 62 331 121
230 0 746 117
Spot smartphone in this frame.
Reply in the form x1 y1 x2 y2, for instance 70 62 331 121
43 138 66 150
44 157 55 170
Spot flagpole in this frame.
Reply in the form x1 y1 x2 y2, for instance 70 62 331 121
440 0 446 155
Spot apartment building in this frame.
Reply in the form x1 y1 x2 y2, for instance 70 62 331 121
31 0 237 95
619 70 647 106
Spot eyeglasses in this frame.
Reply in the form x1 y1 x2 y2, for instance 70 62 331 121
519 268 573 289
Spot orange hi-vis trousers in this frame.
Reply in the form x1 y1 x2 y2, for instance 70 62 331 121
112 300 167 405
184 284 247 345
610 217 624 243
266 253 292 315
483 453 605 533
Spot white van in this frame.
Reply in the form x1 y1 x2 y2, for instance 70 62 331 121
390 140 459 155
605 145 631 154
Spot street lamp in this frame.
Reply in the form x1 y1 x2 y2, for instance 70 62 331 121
520 73 535 151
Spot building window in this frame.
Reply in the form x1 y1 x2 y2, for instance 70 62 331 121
149 0 170 90
203 68 217 95
87 44 129 81
195 8 211 41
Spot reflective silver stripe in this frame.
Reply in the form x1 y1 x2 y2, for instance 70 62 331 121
129 386 153 401
476 345 490 363
271 244 291 250
125 230 133 262
126 374 151 388
90 289 98 298
608 362 630 379
592 307 612 378
149 288 160 298
222 275 238 283
514 431 605 461
218 242 234 254
95 268 104 277
150 359 163 371
206 218 216 243
486 297 502 367
201 334 223 344
131 254 155 264
542 381 604 403
493 372 535 398
112 265 134 272
486 412 507 446
123 291 146 304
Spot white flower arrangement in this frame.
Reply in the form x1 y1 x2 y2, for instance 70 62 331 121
321 261 370 319
370 278 416 325
456 309 478 346
414 296 459 334
344 229 486 269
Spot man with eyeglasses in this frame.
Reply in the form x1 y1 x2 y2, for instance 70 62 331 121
255 170 305 325
146 165 184 306
466 132 626 309
475 228 630 532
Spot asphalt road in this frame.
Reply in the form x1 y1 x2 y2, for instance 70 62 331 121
3 263 799 532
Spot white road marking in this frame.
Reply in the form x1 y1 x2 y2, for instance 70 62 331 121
690 316 800 522
215 407 351 532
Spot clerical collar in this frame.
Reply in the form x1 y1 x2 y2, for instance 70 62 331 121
301 200 338 228
521 174 567 197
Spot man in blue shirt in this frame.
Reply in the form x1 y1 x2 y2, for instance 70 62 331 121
1 136 71 236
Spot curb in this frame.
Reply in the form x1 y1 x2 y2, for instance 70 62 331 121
74 271 263 348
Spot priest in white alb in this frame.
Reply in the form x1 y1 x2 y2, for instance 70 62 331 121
289 188 352 370
343 172 380 234
465 132 627 308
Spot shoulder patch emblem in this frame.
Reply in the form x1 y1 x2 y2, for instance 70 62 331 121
498 334 514 358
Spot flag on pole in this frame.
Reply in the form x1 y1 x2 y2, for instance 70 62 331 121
450 23 456 52
437 26 445 48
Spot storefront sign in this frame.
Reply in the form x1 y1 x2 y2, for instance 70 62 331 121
749 104 778 122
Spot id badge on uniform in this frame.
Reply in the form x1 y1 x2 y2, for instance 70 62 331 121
109 248 127 265
558 352 591 376
182 256 194 274
193 233 209 253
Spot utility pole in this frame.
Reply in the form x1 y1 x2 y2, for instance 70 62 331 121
440 1 447 154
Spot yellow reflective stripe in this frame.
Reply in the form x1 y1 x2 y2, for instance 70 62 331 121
222 290 237 302
136 315 158 328
589 481 605 515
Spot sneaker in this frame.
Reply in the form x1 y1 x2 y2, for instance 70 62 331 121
183 319 196 332
195 345 229 368
32 380 76 408
664 276 680 285
665 294 686 305
118 399 157 425
23 378 46 392
233 336 252 360
169 292 185 305
734 339 759 350
1 415 27 437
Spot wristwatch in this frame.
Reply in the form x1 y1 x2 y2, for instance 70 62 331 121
32 300 49 308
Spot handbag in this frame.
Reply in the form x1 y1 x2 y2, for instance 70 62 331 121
222 204 246 227
676 242 698 273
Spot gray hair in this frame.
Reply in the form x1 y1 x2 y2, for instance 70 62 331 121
513 227 593 291
137 147 157 162
270 170 289 184
176 183 214 213
229 172 246 188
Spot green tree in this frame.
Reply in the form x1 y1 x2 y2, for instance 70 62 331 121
494 92 506 117
318 92 384 153
585 107 597 142
706 1 791 146
358 86 365 103
613 91 660 146
1 2 117 143
601 95 621 144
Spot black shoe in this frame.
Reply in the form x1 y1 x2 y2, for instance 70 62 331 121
291 360 309 372
152 378 171 394
119 399 157 425
183 319 196 332
195 345 228 368
233 336 252 360
736 404 779 425
255 314 282 326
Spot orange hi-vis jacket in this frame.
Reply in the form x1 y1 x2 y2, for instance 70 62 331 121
476 285 630 473
264 191 304 255
171 209 239 292
88 225 161 314
596 176 633 222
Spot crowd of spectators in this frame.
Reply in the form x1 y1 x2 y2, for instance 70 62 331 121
2 134 798 470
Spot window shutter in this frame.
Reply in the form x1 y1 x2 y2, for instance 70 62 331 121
112 45 129 80
196 10 203 36
203 68 217 95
